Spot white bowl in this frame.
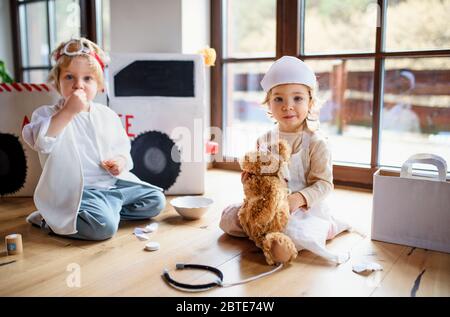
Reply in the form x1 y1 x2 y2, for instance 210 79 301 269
170 196 213 220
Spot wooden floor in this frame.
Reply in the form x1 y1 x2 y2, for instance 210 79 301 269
1 169 449 297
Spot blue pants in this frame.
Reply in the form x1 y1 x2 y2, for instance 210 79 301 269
66 180 165 241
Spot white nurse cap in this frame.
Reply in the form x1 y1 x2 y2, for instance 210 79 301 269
260 56 316 92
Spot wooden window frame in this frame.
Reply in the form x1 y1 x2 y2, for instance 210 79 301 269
10 0 98 82
210 0 450 189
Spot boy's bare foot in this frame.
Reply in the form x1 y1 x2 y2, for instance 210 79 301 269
26 211 50 233
26 211 43 227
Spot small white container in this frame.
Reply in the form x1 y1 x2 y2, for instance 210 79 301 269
170 196 213 220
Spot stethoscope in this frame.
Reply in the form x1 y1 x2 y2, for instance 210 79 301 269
162 263 284 292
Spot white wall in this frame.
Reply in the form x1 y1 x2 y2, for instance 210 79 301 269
110 0 182 53
181 0 210 54
110 0 210 54
181 0 211 132
0 0 15 78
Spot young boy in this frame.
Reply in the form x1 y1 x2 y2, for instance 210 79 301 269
23 38 165 240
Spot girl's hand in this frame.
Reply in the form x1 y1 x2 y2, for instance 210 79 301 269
63 89 89 114
287 192 306 213
241 171 251 184
101 156 126 176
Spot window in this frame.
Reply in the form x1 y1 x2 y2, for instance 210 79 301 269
219 0 277 158
211 0 450 187
10 0 102 83
381 56 450 170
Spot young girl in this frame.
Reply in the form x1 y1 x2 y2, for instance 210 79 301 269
22 38 165 240
220 56 351 264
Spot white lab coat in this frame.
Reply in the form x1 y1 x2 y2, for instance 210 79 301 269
22 102 162 235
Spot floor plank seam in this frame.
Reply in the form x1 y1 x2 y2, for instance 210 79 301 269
368 245 407 297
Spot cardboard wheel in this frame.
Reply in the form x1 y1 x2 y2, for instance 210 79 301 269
0 133 27 195
131 131 181 191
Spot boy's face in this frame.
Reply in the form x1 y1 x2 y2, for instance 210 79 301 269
59 56 100 102
268 84 312 132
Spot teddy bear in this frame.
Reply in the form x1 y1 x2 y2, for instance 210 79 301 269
238 139 298 265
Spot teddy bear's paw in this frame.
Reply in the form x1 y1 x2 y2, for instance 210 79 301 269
263 233 298 265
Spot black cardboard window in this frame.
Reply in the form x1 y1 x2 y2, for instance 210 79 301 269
114 60 195 97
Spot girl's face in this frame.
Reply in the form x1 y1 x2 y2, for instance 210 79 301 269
59 56 100 102
268 84 312 132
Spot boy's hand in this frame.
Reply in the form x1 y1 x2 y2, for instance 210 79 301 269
101 156 126 176
63 89 89 114
287 192 306 213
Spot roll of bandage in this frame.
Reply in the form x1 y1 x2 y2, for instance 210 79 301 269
5 233 23 255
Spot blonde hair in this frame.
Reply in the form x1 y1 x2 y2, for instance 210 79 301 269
262 83 321 131
48 38 109 94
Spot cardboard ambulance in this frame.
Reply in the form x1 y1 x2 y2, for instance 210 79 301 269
0 83 59 196
108 53 207 195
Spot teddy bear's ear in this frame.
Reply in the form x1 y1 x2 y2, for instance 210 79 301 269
278 139 291 161
240 151 260 174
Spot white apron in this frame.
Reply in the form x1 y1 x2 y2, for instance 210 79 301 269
284 130 351 264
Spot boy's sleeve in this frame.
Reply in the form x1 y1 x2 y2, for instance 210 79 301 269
22 107 60 154
111 114 134 171
298 137 334 208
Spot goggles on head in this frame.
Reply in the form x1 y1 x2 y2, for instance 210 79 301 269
55 39 105 71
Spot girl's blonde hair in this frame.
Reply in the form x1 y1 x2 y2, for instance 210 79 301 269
262 83 321 131
48 38 109 94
